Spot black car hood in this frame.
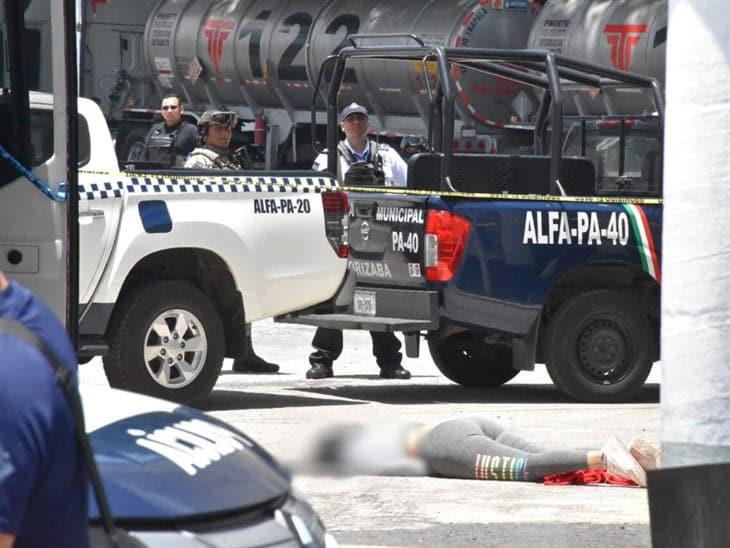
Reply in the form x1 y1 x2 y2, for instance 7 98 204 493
82 387 289 521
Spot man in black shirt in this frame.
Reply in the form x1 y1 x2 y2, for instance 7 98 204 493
141 94 198 166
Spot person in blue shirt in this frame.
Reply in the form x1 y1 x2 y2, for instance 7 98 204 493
0 272 89 548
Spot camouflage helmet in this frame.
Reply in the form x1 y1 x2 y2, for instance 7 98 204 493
197 108 239 138
198 107 238 143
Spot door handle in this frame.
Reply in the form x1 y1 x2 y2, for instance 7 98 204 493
79 209 105 225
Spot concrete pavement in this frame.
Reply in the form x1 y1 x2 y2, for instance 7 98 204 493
80 319 661 547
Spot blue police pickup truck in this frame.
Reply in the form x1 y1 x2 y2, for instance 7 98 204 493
282 42 664 402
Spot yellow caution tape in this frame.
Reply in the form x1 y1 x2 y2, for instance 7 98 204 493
78 170 662 205
340 184 664 205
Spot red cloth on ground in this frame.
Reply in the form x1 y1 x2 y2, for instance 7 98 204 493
543 468 637 486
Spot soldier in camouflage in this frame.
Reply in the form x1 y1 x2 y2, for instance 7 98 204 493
184 109 252 170
184 109 276 374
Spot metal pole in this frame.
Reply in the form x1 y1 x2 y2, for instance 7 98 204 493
64 0 79 348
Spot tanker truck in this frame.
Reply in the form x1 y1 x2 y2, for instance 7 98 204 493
45 0 667 168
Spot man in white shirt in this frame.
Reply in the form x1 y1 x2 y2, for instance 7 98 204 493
312 102 408 187
307 103 410 380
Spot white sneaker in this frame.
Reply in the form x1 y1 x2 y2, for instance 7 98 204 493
602 436 647 487
629 438 661 471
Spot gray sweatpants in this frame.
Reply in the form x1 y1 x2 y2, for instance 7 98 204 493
418 417 590 482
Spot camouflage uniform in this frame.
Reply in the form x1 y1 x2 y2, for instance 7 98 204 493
183 110 276 373
183 146 243 169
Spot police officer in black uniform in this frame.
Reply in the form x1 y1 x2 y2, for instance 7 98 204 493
141 94 198 166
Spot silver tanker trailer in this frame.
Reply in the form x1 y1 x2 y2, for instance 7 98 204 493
528 0 667 116
26 0 667 168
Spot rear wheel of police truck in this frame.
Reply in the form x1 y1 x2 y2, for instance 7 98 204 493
103 281 224 404
428 332 519 387
544 290 653 403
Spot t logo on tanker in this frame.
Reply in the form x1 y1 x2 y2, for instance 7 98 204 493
604 24 648 71
204 18 235 76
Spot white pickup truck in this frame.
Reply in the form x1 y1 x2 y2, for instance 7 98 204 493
29 93 349 403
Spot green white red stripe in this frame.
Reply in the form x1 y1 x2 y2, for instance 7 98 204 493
622 204 661 283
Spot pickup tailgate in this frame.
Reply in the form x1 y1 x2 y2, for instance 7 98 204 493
348 192 429 288
277 192 437 333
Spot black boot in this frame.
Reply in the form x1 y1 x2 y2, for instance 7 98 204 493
306 363 333 379
232 324 279 373
233 353 280 373
379 365 411 379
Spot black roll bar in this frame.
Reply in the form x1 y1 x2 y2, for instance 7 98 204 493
431 86 444 153
650 78 665 134
519 61 606 89
326 56 347 175
534 91 552 156
545 53 563 194
420 55 436 104
310 55 339 156
459 60 550 89
322 43 663 195
434 47 457 192
421 54 438 153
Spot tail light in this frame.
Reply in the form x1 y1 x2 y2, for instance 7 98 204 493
321 191 349 258
424 210 471 282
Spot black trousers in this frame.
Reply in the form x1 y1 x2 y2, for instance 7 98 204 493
309 327 402 371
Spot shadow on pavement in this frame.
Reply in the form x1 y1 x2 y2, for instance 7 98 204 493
196 389 368 412
335 522 650 548
218 371 301 377
293 382 660 405
300 374 439 380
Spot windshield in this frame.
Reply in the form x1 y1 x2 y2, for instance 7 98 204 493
564 119 662 197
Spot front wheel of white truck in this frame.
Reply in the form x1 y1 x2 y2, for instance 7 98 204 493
103 281 225 404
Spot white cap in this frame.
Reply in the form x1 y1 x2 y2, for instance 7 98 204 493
340 102 368 122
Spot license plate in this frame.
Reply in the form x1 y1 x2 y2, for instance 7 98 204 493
353 290 376 316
